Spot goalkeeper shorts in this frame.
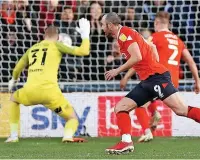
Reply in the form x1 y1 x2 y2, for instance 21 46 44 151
13 85 74 118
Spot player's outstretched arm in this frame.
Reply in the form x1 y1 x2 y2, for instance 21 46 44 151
117 42 142 73
9 50 29 92
56 18 90 56
182 48 200 93
105 42 142 80
56 39 90 56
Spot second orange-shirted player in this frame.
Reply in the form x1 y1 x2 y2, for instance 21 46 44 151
133 11 200 142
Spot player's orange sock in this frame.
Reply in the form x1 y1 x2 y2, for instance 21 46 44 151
187 106 200 123
116 111 131 135
148 101 158 116
135 108 150 133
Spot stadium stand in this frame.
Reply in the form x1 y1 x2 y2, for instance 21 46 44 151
0 0 199 92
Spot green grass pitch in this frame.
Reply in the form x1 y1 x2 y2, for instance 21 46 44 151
0 137 200 159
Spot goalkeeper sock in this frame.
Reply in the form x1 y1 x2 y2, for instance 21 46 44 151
9 101 20 137
64 118 79 138
135 107 150 133
116 111 131 135
148 101 158 116
187 106 200 123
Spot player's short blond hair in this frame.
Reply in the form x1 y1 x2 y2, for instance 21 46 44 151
44 26 59 38
155 11 170 24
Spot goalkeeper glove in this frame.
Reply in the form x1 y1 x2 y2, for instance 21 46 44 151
76 18 90 39
8 78 19 92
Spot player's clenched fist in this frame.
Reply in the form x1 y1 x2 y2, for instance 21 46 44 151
76 18 90 39
105 69 119 81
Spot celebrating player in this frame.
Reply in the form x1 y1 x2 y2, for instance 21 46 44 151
5 18 90 143
120 11 200 143
101 12 200 154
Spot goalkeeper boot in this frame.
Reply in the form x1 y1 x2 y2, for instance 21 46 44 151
62 137 86 143
138 129 153 143
105 141 134 155
5 135 19 143
150 110 162 131
62 137 73 143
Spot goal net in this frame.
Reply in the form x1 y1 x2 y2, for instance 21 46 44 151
0 0 200 138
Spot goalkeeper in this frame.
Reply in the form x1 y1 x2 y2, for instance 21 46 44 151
5 18 90 143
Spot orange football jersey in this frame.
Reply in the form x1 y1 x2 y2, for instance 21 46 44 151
151 31 186 88
117 26 167 80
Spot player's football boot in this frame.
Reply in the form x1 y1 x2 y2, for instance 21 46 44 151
105 141 134 154
5 136 19 143
150 110 162 131
138 130 153 143
62 137 86 143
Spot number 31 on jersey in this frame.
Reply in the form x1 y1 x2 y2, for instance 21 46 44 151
29 48 48 67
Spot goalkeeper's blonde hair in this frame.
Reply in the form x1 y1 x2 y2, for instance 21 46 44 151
44 26 59 39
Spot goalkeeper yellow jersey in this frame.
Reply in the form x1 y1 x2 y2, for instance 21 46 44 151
12 39 90 86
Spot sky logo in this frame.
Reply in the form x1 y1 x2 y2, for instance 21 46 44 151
31 106 91 136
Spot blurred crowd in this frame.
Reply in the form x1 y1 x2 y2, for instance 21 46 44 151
0 0 199 82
